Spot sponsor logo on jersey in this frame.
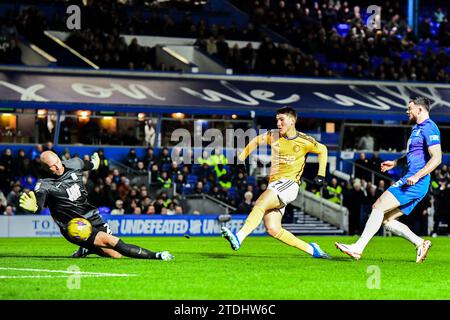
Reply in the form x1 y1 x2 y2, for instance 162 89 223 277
279 155 296 164
293 145 301 152
66 184 81 202
71 173 78 181
429 135 440 142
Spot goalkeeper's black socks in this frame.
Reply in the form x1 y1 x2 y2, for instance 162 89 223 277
113 239 157 259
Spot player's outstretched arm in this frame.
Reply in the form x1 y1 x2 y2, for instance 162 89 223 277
381 153 408 172
238 133 270 162
380 160 396 172
82 152 100 171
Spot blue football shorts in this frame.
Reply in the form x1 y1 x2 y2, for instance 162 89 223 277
387 174 430 215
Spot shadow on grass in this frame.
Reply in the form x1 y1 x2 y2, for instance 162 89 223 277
196 252 311 260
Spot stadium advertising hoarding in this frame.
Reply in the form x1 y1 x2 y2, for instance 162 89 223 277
1 67 450 121
0 215 266 237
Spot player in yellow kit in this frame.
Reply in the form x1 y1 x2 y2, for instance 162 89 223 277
221 106 331 258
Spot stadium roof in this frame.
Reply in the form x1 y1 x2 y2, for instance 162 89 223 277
1 66 450 122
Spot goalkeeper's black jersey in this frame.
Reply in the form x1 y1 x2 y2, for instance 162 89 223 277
34 158 96 226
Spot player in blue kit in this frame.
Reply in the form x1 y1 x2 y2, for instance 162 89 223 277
336 96 441 263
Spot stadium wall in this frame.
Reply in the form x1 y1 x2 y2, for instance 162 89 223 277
0 214 267 238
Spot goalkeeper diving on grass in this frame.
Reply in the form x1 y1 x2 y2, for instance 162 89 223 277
221 106 330 259
19 150 174 261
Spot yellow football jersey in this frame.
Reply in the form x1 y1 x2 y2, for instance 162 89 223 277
239 130 328 183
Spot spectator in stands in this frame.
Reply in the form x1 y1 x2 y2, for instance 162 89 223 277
369 152 383 174
31 144 44 161
345 179 366 235
141 197 152 213
20 175 36 191
143 147 156 169
209 185 228 203
146 205 156 215
95 148 110 179
133 207 142 215
326 177 342 204
355 152 371 182
3 205 14 216
104 180 119 209
215 164 232 190
157 171 172 192
149 164 160 185
144 119 156 147
117 175 131 201
81 119 100 145
194 181 204 194
175 205 183 214
255 181 268 199
233 171 247 199
15 148 31 177
158 147 172 168
357 132 375 151
136 161 146 174
6 182 21 212
165 203 176 215
431 177 450 236
0 148 14 191
45 141 55 152
169 161 181 178
125 148 140 169
110 168 121 185
153 196 164 214
174 173 186 195
61 149 71 161
85 180 100 205
237 191 254 215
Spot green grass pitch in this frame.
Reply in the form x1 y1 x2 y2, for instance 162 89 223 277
0 236 449 300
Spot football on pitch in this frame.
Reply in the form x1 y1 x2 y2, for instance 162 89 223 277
67 218 92 241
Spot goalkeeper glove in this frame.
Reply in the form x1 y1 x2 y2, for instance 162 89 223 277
313 175 326 187
91 152 100 170
19 191 38 213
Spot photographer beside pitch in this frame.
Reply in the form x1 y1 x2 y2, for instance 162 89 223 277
336 97 441 263
221 106 330 258
19 150 174 261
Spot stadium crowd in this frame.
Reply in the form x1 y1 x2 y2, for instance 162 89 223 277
1 145 449 237
1 0 448 81
230 0 450 81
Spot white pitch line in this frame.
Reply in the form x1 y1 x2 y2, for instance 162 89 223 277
0 274 133 279
0 267 136 277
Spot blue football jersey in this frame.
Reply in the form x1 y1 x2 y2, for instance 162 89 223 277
406 118 441 175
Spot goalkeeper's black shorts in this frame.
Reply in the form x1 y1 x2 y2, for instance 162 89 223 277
59 209 112 255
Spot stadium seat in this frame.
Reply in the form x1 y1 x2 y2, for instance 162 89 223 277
187 175 198 184
161 163 171 172
98 207 111 215
227 187 238 200
182 184 193 195
246 175 256 186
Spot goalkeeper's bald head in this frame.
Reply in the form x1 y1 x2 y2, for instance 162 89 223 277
41 151 65 176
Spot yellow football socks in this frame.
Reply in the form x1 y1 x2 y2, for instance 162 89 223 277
239 206 265 237
274 228 313 255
